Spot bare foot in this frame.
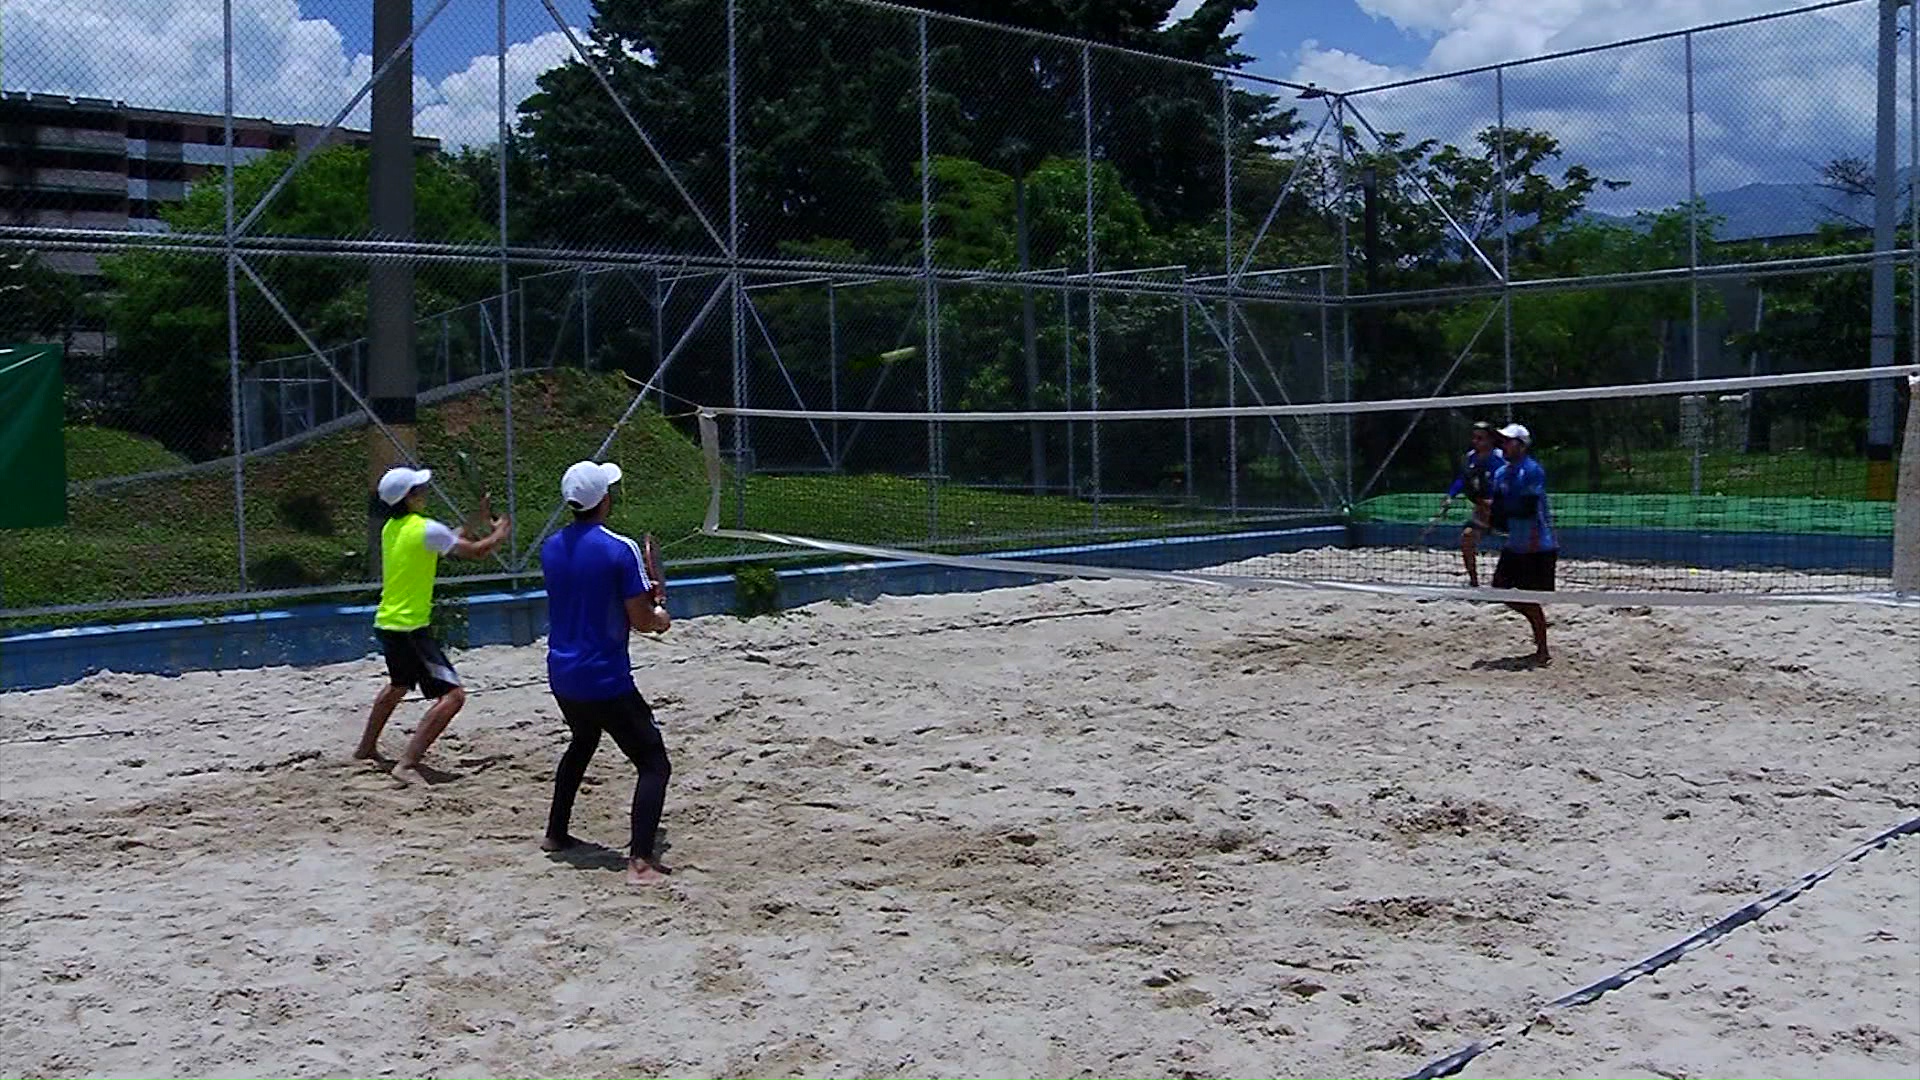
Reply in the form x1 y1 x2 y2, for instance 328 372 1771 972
1533 652 1553 667
389 760 421 787
540 834 578 853
626 858 672 886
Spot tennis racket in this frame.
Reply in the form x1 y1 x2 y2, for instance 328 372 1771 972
1417 497 1454 544
642 532 666 607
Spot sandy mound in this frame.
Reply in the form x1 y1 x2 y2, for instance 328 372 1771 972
3 568 1916 1078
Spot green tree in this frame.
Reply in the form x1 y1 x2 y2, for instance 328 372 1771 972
0 249 87 347
100 146 496 457
1432 207 1718 490
516 0 1286 263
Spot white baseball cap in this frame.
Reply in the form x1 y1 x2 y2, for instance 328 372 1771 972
562 460 624 510
1497 422 1532 445
377 465 433 506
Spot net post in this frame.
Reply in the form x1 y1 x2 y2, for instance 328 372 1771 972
1895 377 1920 593
1870 0 1902 500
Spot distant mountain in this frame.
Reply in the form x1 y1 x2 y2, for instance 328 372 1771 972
1580 169 1914 242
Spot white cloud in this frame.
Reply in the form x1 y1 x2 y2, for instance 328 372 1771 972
1284 1 1893 215
1166 0 1207 25
1164 0 1254 35
0 0 578 149
412 31 578 148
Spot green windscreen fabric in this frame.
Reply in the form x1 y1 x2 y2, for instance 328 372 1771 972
0 344 65 529
1355 491 1893 537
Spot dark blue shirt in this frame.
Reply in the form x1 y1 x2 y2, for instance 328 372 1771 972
541 523 653 701
1446 447 1504 499
1491 455 1557 553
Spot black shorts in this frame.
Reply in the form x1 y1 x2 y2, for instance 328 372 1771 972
1492 549 1558 592
377 628 461 699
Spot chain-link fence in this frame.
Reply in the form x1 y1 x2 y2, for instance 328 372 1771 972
0 0 1912 619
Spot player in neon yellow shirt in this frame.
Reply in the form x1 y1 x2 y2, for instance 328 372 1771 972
355 465 511 784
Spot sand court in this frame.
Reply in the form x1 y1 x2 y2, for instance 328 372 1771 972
3 561 1917 1078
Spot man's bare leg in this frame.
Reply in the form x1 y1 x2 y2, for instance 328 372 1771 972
1505 602 1550 664
356 684 410 760
1460 527 1480 587
392 687 467 782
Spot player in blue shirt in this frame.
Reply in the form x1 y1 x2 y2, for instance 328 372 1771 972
1439 421 1504 587
539 459 674 886
1488 423 1557 665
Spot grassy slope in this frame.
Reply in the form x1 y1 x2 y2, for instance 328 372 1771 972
0 371 1198 617
12 377 1891 618
65 427 190 482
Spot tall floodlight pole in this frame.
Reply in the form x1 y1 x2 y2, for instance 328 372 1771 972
367 0 418 574
1869 0 1901 502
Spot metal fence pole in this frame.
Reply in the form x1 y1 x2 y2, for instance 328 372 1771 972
828 282 840 468
1083 44 1101 520
1063 277 1075 497
1181 288 1194 502
223 0 248 592
1686 31 1703 498
653 268 666 411
1318 266 1332 488
1336 94 1354 509
1497 65 1513 402
1223 76 1238 514
498 0 518 573
921 14 939 542
580 267 592 369
729 0 746 528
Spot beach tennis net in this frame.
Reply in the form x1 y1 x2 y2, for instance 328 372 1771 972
691 365 1920 603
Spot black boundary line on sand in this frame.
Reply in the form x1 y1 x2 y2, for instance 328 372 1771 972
1404 811 1920 1079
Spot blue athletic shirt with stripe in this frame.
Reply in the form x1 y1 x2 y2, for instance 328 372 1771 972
1491 456 1557 553
1446 447 1504 499
541 522 654 701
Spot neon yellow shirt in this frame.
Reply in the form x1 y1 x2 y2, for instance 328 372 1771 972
375 514 457 631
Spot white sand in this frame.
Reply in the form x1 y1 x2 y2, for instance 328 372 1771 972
3 555 1918 1079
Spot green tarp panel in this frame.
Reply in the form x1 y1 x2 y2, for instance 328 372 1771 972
1355 490 1893 538
0 343 65 529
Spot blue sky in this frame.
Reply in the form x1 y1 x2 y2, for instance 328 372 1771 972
292 0 1428 88
1231 0 1429 82
2 0 1890 215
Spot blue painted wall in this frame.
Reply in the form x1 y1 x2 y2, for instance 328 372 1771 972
0 525 1343 692
2 522 1894 692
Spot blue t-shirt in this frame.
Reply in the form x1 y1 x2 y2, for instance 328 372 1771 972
1446 447 1504 499
1491 455 1557 553
541 523 653 701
